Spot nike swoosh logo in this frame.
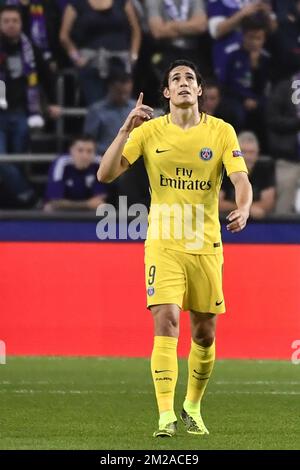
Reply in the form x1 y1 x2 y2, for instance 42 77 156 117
155 369 173 373
193 369 209 375
156 148 171 154
216 300 223 306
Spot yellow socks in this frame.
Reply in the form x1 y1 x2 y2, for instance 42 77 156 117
151 336 178 424
183 340 215 416
151 337 215 425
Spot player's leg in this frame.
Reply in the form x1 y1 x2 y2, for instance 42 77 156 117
145 247 185 437
181 253 224 434
150 304 180 437
181 312 216 435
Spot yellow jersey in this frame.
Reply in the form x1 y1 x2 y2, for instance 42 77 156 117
122 113 248 254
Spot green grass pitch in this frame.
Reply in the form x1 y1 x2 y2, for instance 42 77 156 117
0 357 299 450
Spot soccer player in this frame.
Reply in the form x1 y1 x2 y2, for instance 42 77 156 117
97 60 253 437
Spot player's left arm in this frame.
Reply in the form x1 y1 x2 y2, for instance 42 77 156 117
226 171 253 233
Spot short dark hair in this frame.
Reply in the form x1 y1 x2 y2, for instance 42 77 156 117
0 5 22 18
241 13 270 33
70 134 96 147
160 59 205 112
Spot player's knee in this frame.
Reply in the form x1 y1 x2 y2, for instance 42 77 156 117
156 316 179 337
160 318 179 337
193 333 215 348
152 308 179 337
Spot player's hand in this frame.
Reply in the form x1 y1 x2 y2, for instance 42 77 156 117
120 92 154 134
226 208 249 233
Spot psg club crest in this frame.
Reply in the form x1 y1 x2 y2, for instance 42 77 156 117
147 287 155 296
200 147 213 161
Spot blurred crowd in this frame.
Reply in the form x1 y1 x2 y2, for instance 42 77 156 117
1 0 300 217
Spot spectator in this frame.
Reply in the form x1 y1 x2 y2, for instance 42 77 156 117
145 0 210 79
5 0 63 117
219 131 275 219
207 0 275 80
5 1 59 68
44 134 107 211
222 14 271 144
267 74 300 214
0 5 44 154
84 71 135 155
59 0 141 105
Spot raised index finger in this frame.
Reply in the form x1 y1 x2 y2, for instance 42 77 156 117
136 92 143 107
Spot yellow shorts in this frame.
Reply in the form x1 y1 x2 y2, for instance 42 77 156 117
144 245 225 314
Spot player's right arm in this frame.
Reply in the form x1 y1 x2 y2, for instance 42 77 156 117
97 93 153 183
